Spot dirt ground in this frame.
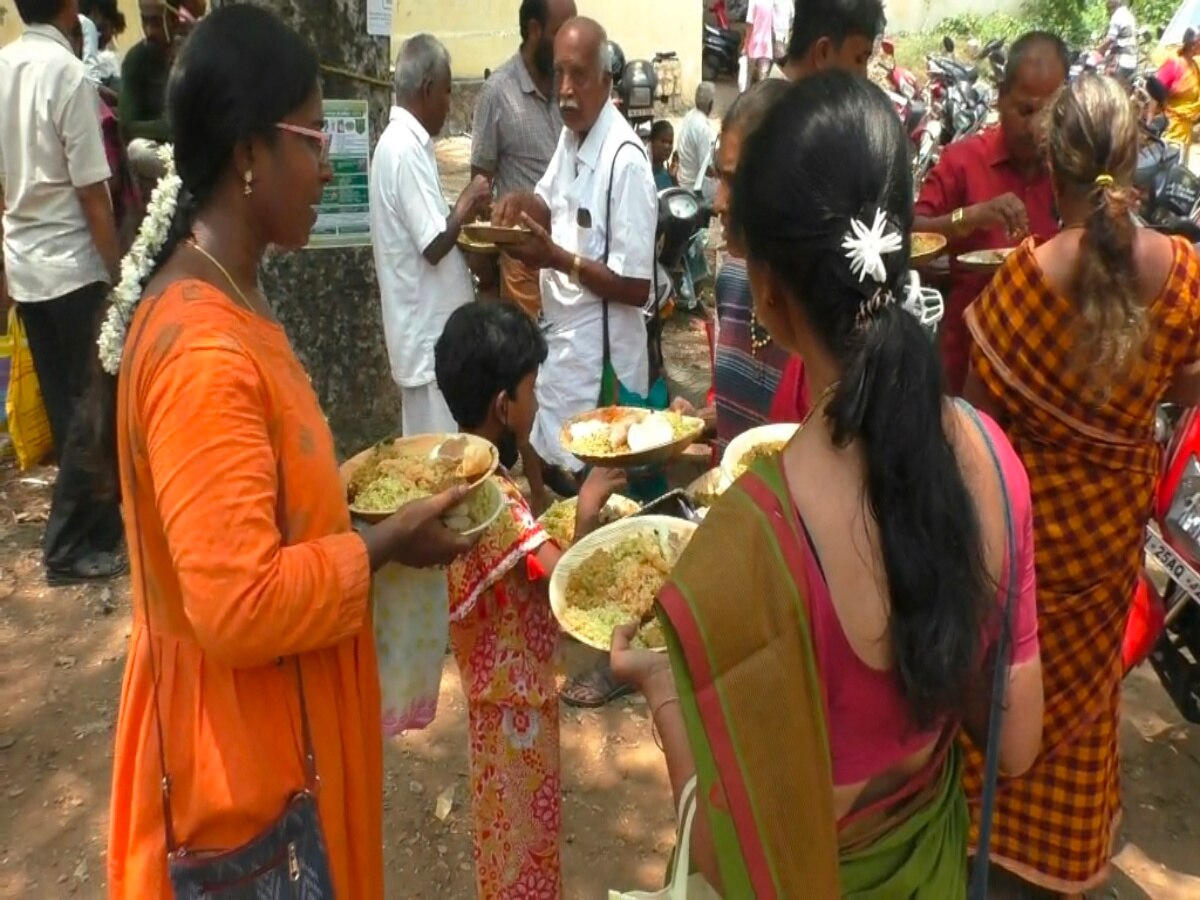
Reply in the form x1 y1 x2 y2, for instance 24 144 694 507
1 129 1199 899
2 454 1200 900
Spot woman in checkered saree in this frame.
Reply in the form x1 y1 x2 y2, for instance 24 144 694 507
964 74 1200 896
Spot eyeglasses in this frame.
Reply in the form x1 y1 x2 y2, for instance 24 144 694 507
275 123 331 166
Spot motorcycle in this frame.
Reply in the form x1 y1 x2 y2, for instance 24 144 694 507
1134 89 1200 230
879 39 941 185
703 0 741 82
1125 396 1200 724
608 40 664 141
649 186 710 320
926 51 989 150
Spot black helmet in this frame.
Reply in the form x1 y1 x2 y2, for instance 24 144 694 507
606 41 625 81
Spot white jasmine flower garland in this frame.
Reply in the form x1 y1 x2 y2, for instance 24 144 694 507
98 144 183 375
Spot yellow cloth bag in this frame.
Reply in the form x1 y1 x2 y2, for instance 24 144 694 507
4 307 54 469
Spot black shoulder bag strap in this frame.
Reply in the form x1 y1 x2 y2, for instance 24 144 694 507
958 399 1019 900
600 138 653 382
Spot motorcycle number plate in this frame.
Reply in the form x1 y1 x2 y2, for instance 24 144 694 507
1145 528 1200 608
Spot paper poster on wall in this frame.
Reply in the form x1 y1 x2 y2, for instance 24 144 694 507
366 0 392 38
310 99 372 249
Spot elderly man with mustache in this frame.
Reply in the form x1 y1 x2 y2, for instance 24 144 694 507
493 16 657 710
493 16 656 513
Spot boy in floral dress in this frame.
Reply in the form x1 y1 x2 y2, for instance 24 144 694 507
435 303 623 897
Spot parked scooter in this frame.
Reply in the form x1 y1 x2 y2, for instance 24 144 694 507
1125 396 1200 723
879 39 941 184
1134 88 1200 230
649 187 710 320
703 0 741 82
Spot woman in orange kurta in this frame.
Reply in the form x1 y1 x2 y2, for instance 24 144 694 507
100 8 472 897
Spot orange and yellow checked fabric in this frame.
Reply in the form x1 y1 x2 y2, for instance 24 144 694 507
962 238 1200 892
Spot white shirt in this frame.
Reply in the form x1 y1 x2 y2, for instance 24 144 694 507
772 0 794 47
1108 5 1138 70
0 25 112 303
369 106 475 389
530 101 655 469
675 108 716 192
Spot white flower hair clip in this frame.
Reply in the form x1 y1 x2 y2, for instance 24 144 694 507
901 271 945 331
841 208 902 285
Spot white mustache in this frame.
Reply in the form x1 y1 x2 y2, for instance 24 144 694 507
559 99 580 112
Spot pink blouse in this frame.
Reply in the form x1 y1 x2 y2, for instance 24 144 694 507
796 409 1038 786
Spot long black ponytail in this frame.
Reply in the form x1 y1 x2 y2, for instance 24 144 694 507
731 72 991 729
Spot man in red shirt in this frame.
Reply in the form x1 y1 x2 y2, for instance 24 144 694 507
913 31 1068 395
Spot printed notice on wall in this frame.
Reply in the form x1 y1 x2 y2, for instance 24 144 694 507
310 99 372 249
366 0 392 38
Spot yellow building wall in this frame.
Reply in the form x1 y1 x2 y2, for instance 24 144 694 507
0 0 145 50
394 0 704 102
2 0 703 100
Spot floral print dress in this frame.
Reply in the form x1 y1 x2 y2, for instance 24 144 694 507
448 475 563 899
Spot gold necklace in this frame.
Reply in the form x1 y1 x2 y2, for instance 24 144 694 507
189 241 258 313
800 380 841 429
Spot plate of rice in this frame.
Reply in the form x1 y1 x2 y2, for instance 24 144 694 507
549 515 696 652
538 494 641 549
957 247 1014 272
687 467 729 508
910 232 947 265
341 434 499 526
560 407 705 469
721 423 799 484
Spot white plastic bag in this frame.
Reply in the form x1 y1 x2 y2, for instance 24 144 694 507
373 563 448 736
737 55 750 93
609 777 721 899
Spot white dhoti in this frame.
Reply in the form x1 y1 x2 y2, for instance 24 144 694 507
400 382 458 436
531 307 649 472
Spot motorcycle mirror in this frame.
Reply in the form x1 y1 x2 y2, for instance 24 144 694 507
943 35 955 53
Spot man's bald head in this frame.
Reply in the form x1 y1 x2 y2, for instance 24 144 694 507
554 16 614 135
998 31 1069 169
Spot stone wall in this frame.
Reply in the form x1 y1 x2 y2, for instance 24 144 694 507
446 79 486 138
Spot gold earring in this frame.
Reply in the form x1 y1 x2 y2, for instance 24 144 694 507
243 170 254 197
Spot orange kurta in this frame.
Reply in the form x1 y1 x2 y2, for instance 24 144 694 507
107 280 381 898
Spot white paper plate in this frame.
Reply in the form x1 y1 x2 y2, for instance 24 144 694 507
548 515 697 652
721 423 799 485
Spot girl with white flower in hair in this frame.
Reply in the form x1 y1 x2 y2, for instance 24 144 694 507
87 7 476 898
609 73 1045 896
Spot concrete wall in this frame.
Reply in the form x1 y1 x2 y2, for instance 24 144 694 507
0 0 143 48
394 0 704 109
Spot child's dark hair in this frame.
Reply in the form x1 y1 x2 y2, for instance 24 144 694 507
649 120 674 141
435 302 548 429
731 72 990 730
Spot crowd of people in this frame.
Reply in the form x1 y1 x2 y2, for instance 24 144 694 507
3 0 1200 896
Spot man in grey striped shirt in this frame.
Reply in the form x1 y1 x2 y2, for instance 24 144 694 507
470 0 576 316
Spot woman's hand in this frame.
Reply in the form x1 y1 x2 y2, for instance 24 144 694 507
671 397 717 435
364 486 479 570
611 622 674 697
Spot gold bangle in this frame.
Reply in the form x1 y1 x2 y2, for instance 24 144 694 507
570 254 583 283
951 207 965 230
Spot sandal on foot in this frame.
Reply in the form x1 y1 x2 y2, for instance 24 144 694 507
561 664 634 709
47 549 129 586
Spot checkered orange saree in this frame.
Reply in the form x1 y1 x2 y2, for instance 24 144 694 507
964 238 1200 892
